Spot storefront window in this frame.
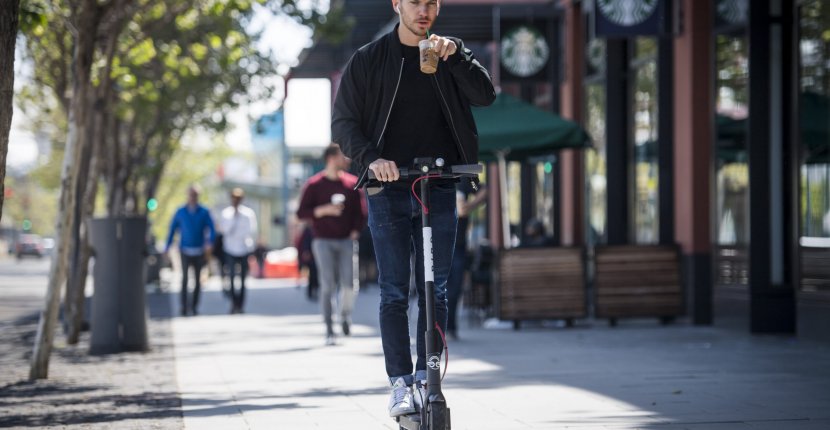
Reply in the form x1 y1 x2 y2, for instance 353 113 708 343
533 157 556 241
714 34 749 246
799 0 830 292
585 83 607 245
507 160 522 246
631 37 659 244
584 24 607 245
799 0 830 239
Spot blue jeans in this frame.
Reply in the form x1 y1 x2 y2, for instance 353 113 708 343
366 182 457 385
225 254 248 310
446 243 466 333
181 254 205 313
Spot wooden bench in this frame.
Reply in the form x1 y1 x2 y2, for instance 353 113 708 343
594 245 683 325
494 247 586 329
801 246 830 292
715 245 749 287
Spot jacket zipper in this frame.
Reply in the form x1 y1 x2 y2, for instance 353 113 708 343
357 58 406 188
432 74 469 164
432 74 477 190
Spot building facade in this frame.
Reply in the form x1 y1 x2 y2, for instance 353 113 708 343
291 0 830 340
559 0 829 340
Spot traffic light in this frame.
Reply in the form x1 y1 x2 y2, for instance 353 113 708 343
146 198 159 212
22 219 32 231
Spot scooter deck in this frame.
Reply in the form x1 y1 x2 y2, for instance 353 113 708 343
396 412 421 429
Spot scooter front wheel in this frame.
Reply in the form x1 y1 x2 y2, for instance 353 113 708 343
427 404 450 430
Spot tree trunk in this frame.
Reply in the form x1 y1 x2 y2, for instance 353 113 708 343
106 117 121 215
30 0 102 380
63 124 95 344
0 0 20 222
65 31 120 345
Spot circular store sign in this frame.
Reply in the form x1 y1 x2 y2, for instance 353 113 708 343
717 0 748 25
500 26 550 78
597 0 658 26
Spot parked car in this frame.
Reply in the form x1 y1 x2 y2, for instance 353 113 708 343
16 234 45 259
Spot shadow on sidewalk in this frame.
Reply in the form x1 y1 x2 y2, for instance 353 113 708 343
0 291 184 429
0 384 179 427
145 283 323 320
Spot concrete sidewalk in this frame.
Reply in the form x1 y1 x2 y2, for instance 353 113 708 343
168 277 830 430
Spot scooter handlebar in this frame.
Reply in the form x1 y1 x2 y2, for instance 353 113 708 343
366 163 482 186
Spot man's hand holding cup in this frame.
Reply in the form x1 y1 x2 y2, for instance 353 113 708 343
418 34 457 74
314 195 346 218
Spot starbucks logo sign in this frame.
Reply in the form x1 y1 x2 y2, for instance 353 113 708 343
597 0 658 26
717 0 748 25
500 26 549 78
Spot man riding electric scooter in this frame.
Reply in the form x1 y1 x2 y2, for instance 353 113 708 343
331 0 495 424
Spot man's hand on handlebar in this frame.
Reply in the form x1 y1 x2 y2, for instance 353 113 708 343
368 158 400 182
366 160 482 186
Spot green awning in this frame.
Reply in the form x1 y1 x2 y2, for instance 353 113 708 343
472 93 591 161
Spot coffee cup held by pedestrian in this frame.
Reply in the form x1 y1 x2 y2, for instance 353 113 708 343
418 39 439 74
331 193 346 205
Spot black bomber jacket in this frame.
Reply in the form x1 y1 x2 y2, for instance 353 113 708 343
331 25 496 188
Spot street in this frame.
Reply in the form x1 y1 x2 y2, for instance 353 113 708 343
0 256 50 324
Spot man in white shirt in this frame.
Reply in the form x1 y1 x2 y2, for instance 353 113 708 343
220 188 258 314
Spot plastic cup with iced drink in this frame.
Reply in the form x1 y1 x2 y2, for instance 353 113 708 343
418 39 439 74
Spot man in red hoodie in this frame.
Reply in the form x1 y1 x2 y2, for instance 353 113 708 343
297 144 367 345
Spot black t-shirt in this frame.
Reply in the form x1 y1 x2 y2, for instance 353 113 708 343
382 43 459 170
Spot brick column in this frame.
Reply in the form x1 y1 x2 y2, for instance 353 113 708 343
558 0 584 246
674 0 714 324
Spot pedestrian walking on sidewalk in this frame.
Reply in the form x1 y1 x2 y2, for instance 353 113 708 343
165 185 216 316
331 0 495 417
297 144 366 346
219 188 258 314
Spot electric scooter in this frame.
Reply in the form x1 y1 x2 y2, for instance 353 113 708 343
368 158 482 430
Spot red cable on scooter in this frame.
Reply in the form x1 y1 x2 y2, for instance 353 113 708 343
434 322 449 382
411 174 442 214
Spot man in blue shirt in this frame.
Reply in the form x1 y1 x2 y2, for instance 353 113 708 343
165 185 216 316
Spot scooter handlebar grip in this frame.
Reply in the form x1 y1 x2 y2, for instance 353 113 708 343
450 164 483 175
366 167 410 180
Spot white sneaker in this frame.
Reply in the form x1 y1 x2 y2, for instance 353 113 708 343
413 380 427 411
388 377 415 417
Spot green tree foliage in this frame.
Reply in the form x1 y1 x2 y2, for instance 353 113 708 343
17 0 351 214
265 0 353 43
101 0 279 214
